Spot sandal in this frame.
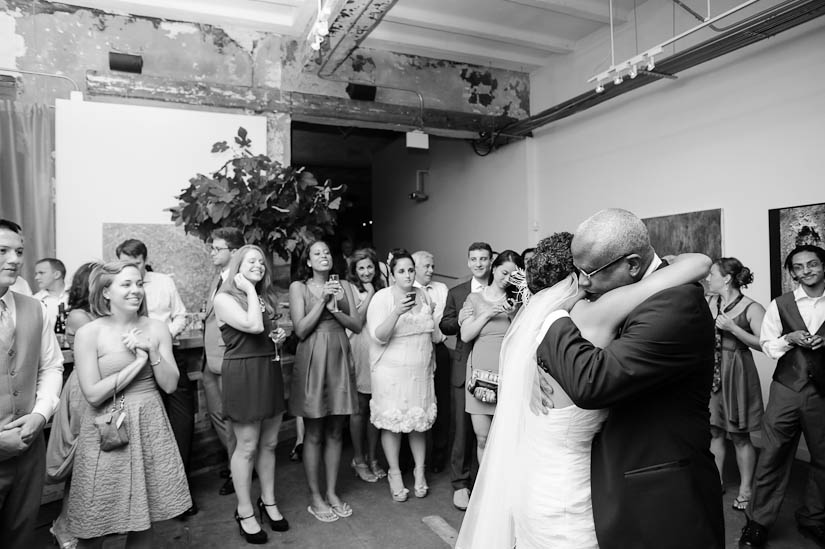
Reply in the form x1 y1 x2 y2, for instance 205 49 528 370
733 495 750 511
413 466 429 498
370 459 387 479
328 500 353 518
307 505 339 523
387 470 409 502
352 459 379 483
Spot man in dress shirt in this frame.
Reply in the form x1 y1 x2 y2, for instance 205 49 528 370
413 250 450 472
115 238 196 515
439 242 492 510
203 228 244 496
33 258 69 324
741 244 825 548
0 219 63 548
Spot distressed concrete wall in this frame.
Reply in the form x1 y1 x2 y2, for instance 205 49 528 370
1 0 529 119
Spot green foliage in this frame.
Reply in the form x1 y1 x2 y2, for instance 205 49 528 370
168 127 347 260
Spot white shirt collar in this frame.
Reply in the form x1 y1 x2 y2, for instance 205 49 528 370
641 254 663 280
220 268 230 281
0 289 13 309
794 285 825 301
471 277 486 293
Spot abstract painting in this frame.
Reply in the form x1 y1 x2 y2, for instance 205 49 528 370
642 208 723 258
768 202 825 298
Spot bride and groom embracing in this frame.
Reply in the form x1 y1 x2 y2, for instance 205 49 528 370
457 209 725 549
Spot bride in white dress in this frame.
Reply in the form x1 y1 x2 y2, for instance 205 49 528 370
456 233 710 549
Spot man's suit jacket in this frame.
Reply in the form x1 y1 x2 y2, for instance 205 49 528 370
203 274 225 374
439 280 472 387
537 282 724 549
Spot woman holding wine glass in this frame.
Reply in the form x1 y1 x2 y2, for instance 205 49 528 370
289 240 361 522
213 245 288 544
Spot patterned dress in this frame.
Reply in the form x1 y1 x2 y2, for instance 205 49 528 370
367 288 437 433
67 351 191 537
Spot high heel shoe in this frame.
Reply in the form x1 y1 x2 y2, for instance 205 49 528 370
387 470 409 502
413 466 429 498
234 510 268 544
257 497 290 532
352 458 379 482
370 459 387 479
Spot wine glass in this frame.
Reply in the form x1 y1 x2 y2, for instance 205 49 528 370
269 314 284 362
328 274 340 312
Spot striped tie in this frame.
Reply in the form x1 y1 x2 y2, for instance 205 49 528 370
0 300 13 349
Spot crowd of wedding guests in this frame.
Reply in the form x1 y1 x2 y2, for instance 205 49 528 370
1 213 824 549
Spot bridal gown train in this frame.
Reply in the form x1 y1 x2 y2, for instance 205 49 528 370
513 406 608 549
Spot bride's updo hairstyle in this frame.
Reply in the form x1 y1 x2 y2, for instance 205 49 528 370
714 257 754 289
526 232 575 295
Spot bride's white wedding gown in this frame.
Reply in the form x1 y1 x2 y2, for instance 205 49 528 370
513 406 607 548
456 275 606 549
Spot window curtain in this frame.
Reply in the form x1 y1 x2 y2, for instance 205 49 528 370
0 101 55 285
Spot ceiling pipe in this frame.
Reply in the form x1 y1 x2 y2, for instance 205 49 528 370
496 0 825 140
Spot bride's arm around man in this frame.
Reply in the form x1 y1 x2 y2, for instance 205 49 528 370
536 209 725 549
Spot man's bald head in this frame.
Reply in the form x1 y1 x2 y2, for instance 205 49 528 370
573 209 652 265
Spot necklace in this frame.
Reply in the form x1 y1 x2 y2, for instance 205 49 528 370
482 286 506 302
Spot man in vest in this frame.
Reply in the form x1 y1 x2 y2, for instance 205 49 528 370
741 244 825 547
0 219 64 548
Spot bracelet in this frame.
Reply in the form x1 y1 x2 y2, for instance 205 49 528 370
150 356 162 367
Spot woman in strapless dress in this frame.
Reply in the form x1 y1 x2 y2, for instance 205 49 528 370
67 261 190 548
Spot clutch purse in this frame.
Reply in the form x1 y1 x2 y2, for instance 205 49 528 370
467 368 500 404
94 389 129 452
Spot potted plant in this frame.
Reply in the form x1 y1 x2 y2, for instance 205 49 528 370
169 127 347 266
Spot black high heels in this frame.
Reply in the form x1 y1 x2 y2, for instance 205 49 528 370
234 510 268 544
258 497 290 532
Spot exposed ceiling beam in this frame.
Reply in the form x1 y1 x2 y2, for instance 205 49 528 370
59 0 299 33
85 71 518 139
505 0 628 24
302 0 399 75
383 5 573 53
364 24 550 71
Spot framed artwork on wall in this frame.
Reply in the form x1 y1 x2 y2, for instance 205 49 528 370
768 202 825 299
642 208 724 258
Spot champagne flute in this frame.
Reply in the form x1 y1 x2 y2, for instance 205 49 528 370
269 315 284 362
328 274 340 312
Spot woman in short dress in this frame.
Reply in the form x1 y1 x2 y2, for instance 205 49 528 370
346 248 385 482
67 261 191 548
46 261 98 549
706 257 765 511
214 244 289 544
289 240 361 522
460 249 523 463
367 250 437 502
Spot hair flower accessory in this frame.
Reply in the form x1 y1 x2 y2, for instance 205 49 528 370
508 268 532 305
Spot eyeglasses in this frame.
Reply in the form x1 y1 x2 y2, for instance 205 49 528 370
791 260 823 274
574 253 630 282
210 246 229 254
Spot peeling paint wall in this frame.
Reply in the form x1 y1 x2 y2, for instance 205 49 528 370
1 1 528 118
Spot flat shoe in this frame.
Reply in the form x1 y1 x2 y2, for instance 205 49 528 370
329 501 353 518
352 459 379 483
733 495 750 511
307 505 339 523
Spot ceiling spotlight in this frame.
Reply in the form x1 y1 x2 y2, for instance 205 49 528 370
647 56 655 71
613 75 623 86
629 65 638 79
595 83 605 93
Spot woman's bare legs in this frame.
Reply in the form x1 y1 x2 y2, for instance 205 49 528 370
471 414 493 463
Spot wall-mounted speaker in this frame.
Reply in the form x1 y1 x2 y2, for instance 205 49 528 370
109 52 143 74
345 83 377 102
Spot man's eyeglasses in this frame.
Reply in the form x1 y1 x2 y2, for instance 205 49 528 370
791 260 823 274
574 254 631 282
210 246 230 254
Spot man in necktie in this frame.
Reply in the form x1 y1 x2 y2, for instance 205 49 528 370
0 219 63 548
412 250 450 473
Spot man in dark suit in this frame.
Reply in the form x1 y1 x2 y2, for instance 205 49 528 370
439 241 492 511
535 209 724 549
0 219 64 548
740 244 825 548
203 228 244 495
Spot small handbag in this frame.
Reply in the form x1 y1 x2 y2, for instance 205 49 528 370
94 386 129 452
467 368 500 404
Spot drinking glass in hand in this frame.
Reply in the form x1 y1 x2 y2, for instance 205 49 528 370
329 274 340 312
269 327 285 362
